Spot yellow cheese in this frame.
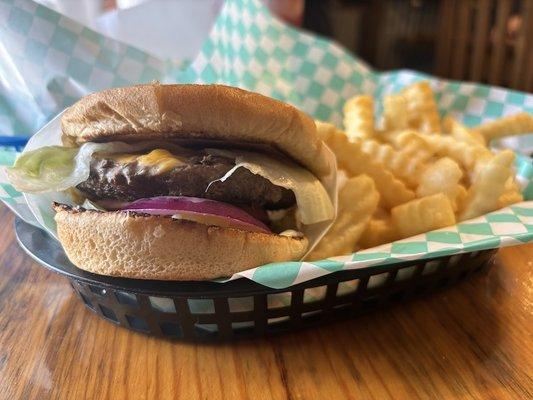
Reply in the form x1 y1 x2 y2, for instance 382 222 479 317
137 149 184 173
104 149 185 173
112 154 137 163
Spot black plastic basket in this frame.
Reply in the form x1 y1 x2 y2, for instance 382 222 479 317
15 218 496 341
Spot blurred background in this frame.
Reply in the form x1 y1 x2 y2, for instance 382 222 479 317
303 0 532 92
28 0 533 93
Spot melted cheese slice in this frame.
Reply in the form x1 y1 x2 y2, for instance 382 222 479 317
108 149 185 174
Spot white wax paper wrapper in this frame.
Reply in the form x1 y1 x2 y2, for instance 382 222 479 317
0 0 532 289
33 0 221 61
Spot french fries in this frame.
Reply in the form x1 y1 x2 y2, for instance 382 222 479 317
442 116 485 146
459 150 515 221
383 95 408 131
472 112 533 142
359 217 399 249
316 122 415 208
306 175 379 260
416 157 464 211
401 81 441 134
360 139 426 188
313 80 527 258
422 135 492 171
343 95 375 140
392 194 456 238
498 177 524 208
498 187 524 208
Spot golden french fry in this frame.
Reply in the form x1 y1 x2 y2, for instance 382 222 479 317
472 112 533 142
459 150 515 221
315 119 338 137
495 176 523 209
307 175 379 260
422 135 492 171
360 139 395 162
498 188 523 208
442 116 485 146
359 217 399 249
372 207 390 220
316 122 416 208
401 81 441 134
391 193 456 238
454 185 468 214
378 129 404 144
383 94 408 131
343 95 374 140
318 79 526 257
387 129 436 155
336 168 350 189
416 157 464 211
360 138 427 188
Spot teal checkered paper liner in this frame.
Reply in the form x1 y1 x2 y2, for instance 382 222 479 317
2 0 532 134
0 0 532 289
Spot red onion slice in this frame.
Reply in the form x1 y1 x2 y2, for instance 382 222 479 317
121 196 271 233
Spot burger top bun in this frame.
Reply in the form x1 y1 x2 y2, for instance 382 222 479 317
61 83 332 177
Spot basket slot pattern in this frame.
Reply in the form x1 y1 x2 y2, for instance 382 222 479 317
213 297 232 339
322 283 339 313
253 294 267 334
173 298 196 338
70 250 496 341
290 289 304 327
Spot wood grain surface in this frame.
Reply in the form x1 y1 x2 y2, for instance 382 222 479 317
0 205 532 400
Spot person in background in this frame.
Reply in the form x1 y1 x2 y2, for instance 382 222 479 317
262 0 304 26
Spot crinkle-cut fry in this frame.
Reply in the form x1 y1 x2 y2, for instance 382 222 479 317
383 94 408 131
498 177 524 208
378 129 404 144
459 150 515 221
343 95 374 140
360 139 395 166
401 81 441 134
380 128 429 148
336 168 350 190
472 112 533 142
454 185 468 214
469 150 498 182
359 217 399 249
498 189 523 208
394 130 437 159
391 193 456 238
422 135 492 171
372 207 390 220
315 120 337 138
360 138 427 188
416 157 464 212
316 123 416 208
306 175 379 260
442 116 485 146
387 130 437 156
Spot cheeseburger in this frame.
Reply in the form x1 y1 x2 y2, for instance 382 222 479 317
8 84 335 280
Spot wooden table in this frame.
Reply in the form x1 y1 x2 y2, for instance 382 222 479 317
0 206 532 400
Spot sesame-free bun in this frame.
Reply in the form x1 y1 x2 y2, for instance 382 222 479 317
61 83 331 177
54 204 308 281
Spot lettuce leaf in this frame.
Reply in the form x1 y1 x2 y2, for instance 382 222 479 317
6 141 179 193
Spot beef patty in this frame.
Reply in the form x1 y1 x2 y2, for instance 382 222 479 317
76 153 296 209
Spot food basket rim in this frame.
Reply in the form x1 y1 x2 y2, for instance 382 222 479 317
14 217 491 297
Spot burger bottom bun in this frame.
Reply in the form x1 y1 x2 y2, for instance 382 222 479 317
53 204 308 281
